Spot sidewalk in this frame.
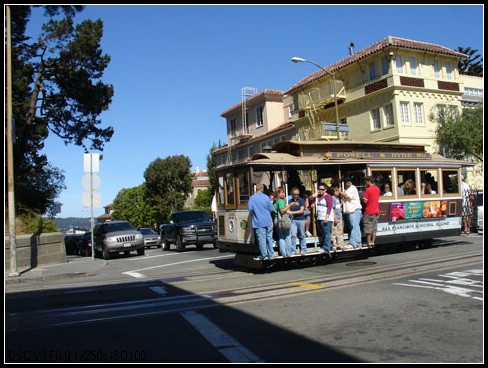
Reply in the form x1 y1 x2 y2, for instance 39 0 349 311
5 255 107 286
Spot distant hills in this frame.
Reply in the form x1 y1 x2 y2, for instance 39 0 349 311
55 217 91 233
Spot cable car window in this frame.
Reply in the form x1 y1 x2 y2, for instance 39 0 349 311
397 169 417 196
441 170 460 195
238 171 250 205
225 173 235 205
420 169 439 195
371 169 394 197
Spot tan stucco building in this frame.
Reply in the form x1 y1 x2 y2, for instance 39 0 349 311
213 36 483 188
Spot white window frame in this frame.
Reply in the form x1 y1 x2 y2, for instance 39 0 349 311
287 104 294 119
384 103 395 127
396 55 404 73
371 108 381 130
433 60 440 78
414 103 424 125
400 101 410 125
445 62 452 80
409 57 417 75
255 106 264 127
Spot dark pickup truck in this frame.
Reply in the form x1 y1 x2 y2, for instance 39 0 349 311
161 210 217 252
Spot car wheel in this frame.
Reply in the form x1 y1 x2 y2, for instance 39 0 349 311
162 238 171 251
157 243 162 249
196 244 204 250
137 247 145 256
102 245 111 260
176 236 185 252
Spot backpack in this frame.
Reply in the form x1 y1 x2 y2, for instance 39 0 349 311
278 212 292 230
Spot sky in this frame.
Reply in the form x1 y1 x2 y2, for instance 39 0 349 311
23 5 484 218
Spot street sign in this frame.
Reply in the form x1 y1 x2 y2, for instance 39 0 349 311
83 153 100 173
81 173 101 191
82 192 101 208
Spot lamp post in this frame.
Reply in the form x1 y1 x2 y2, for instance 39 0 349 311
291 56 341 140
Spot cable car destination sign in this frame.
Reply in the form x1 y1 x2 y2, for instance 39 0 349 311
322 151 431 160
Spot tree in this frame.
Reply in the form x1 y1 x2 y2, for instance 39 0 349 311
457 47 483 77
206 143 219 194
144 155 193 221
431 105 483 162
111 184 157 228
8 5 114 215
194 188 213 209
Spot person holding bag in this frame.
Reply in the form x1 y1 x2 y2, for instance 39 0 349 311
273 187 293 257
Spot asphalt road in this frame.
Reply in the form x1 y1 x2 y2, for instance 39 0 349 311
5 234 483 363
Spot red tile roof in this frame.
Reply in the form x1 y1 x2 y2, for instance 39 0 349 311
192 179 210 187
286 36 468 94
194 171 208 177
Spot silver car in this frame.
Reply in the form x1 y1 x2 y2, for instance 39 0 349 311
93 220 144 260
476 191 483 234
138 227 162 248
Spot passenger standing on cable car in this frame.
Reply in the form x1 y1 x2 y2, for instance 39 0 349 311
248 183 275 260
273 187 293 257
288 187 307 255
330 186 344 250
311 184 334 256
362 176 380 247
340 177 363 249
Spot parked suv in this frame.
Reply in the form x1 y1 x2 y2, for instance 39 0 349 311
93 220 144 260
161 210 217 252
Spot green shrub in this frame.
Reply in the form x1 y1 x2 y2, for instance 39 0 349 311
19 211 59 234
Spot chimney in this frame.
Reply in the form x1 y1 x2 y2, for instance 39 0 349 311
349 42 355 56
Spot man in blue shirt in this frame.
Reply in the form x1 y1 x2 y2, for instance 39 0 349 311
248 183 275 260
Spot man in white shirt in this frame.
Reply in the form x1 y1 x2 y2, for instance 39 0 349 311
340 177 363 249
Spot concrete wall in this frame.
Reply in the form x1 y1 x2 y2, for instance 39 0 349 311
5 232 66 271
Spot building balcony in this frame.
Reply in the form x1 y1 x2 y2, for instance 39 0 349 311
297 79 345 110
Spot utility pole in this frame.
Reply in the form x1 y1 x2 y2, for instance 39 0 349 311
83 153 101 260
6 5 19 277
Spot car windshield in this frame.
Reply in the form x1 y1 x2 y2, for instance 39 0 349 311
101 222 135 233
476 192 483 207
173 211 209 223
139 228 156 235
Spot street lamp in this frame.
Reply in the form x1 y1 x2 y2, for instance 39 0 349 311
291 56 341 140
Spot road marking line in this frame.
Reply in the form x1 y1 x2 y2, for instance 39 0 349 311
127 252 186 261
290 281 324 290
123 271 146 278
181 310 264 363
128 255 234 273
122 254 234 278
